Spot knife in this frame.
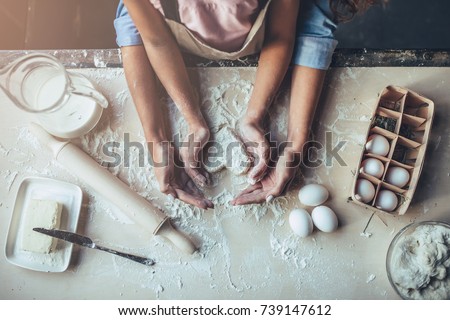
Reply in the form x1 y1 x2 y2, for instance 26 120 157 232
33 228 155 266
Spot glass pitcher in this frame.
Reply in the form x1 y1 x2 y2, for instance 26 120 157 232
0 53 108 138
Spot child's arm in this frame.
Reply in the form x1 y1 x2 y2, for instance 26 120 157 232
123 0 210 188
123 0 205 129
121 45 213 209
122 45 168 145
240 0 300 183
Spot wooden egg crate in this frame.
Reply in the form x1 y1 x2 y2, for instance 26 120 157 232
350 85 434 215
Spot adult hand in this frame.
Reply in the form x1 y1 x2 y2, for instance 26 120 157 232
152 141 214 209
230 149 300 205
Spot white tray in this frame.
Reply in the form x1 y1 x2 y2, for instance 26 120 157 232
5 176 82 272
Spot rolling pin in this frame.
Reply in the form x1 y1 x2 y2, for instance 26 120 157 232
29 123 196 254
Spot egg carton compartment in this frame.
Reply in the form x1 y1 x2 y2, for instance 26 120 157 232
391 136 421 165
377 86 407 112
403 91 432 117
366 127 397 158
371 107 402 133
383 159 414 189
358 155 389 180
398 113 427 143
384 139 426 214
372 183 408 215
350 85 434 215
352 175 379 207
393 141 426 187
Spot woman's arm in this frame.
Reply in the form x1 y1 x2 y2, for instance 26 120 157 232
240 0 300 184
286 65 326 153
231 65 326 205
246 0 300 121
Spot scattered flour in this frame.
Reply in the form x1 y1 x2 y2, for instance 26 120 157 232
366 274 376 283
5 67 390 299
155 285 164 298
0 170 18 191
93 52 108 68
360 232 372 238
114 89 130 113
71 68 315 296
0 143 8 155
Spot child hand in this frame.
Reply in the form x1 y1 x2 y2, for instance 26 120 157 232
179 125 211 188
239 118 270 185
152 141 214 209
230 149 300 205
156 164 214 209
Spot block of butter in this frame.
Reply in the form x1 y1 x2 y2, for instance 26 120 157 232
21 199 62 253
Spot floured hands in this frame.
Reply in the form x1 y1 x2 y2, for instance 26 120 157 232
238 119 271 185
231 149 300 205
152 141 214 210
179 125 211 188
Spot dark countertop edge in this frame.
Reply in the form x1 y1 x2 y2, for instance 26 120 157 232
1 49 450 68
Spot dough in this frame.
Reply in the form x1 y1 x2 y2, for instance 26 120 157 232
389 224 450 299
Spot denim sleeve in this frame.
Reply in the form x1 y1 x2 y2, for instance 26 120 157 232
114 0 143 47
293 0 338 70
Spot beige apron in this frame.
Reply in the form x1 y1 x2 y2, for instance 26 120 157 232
161 0 272 60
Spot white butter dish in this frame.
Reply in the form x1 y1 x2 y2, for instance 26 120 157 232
5 177 82 272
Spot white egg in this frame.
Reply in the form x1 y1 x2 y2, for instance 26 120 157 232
298 184 329 206
385 167 410 188
354 179 376 203
289 209 313 237
360 158 385 178
375 190 398 212
312 206 338 232
365 134 390 156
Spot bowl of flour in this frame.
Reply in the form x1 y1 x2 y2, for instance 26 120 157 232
386 221 450 299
